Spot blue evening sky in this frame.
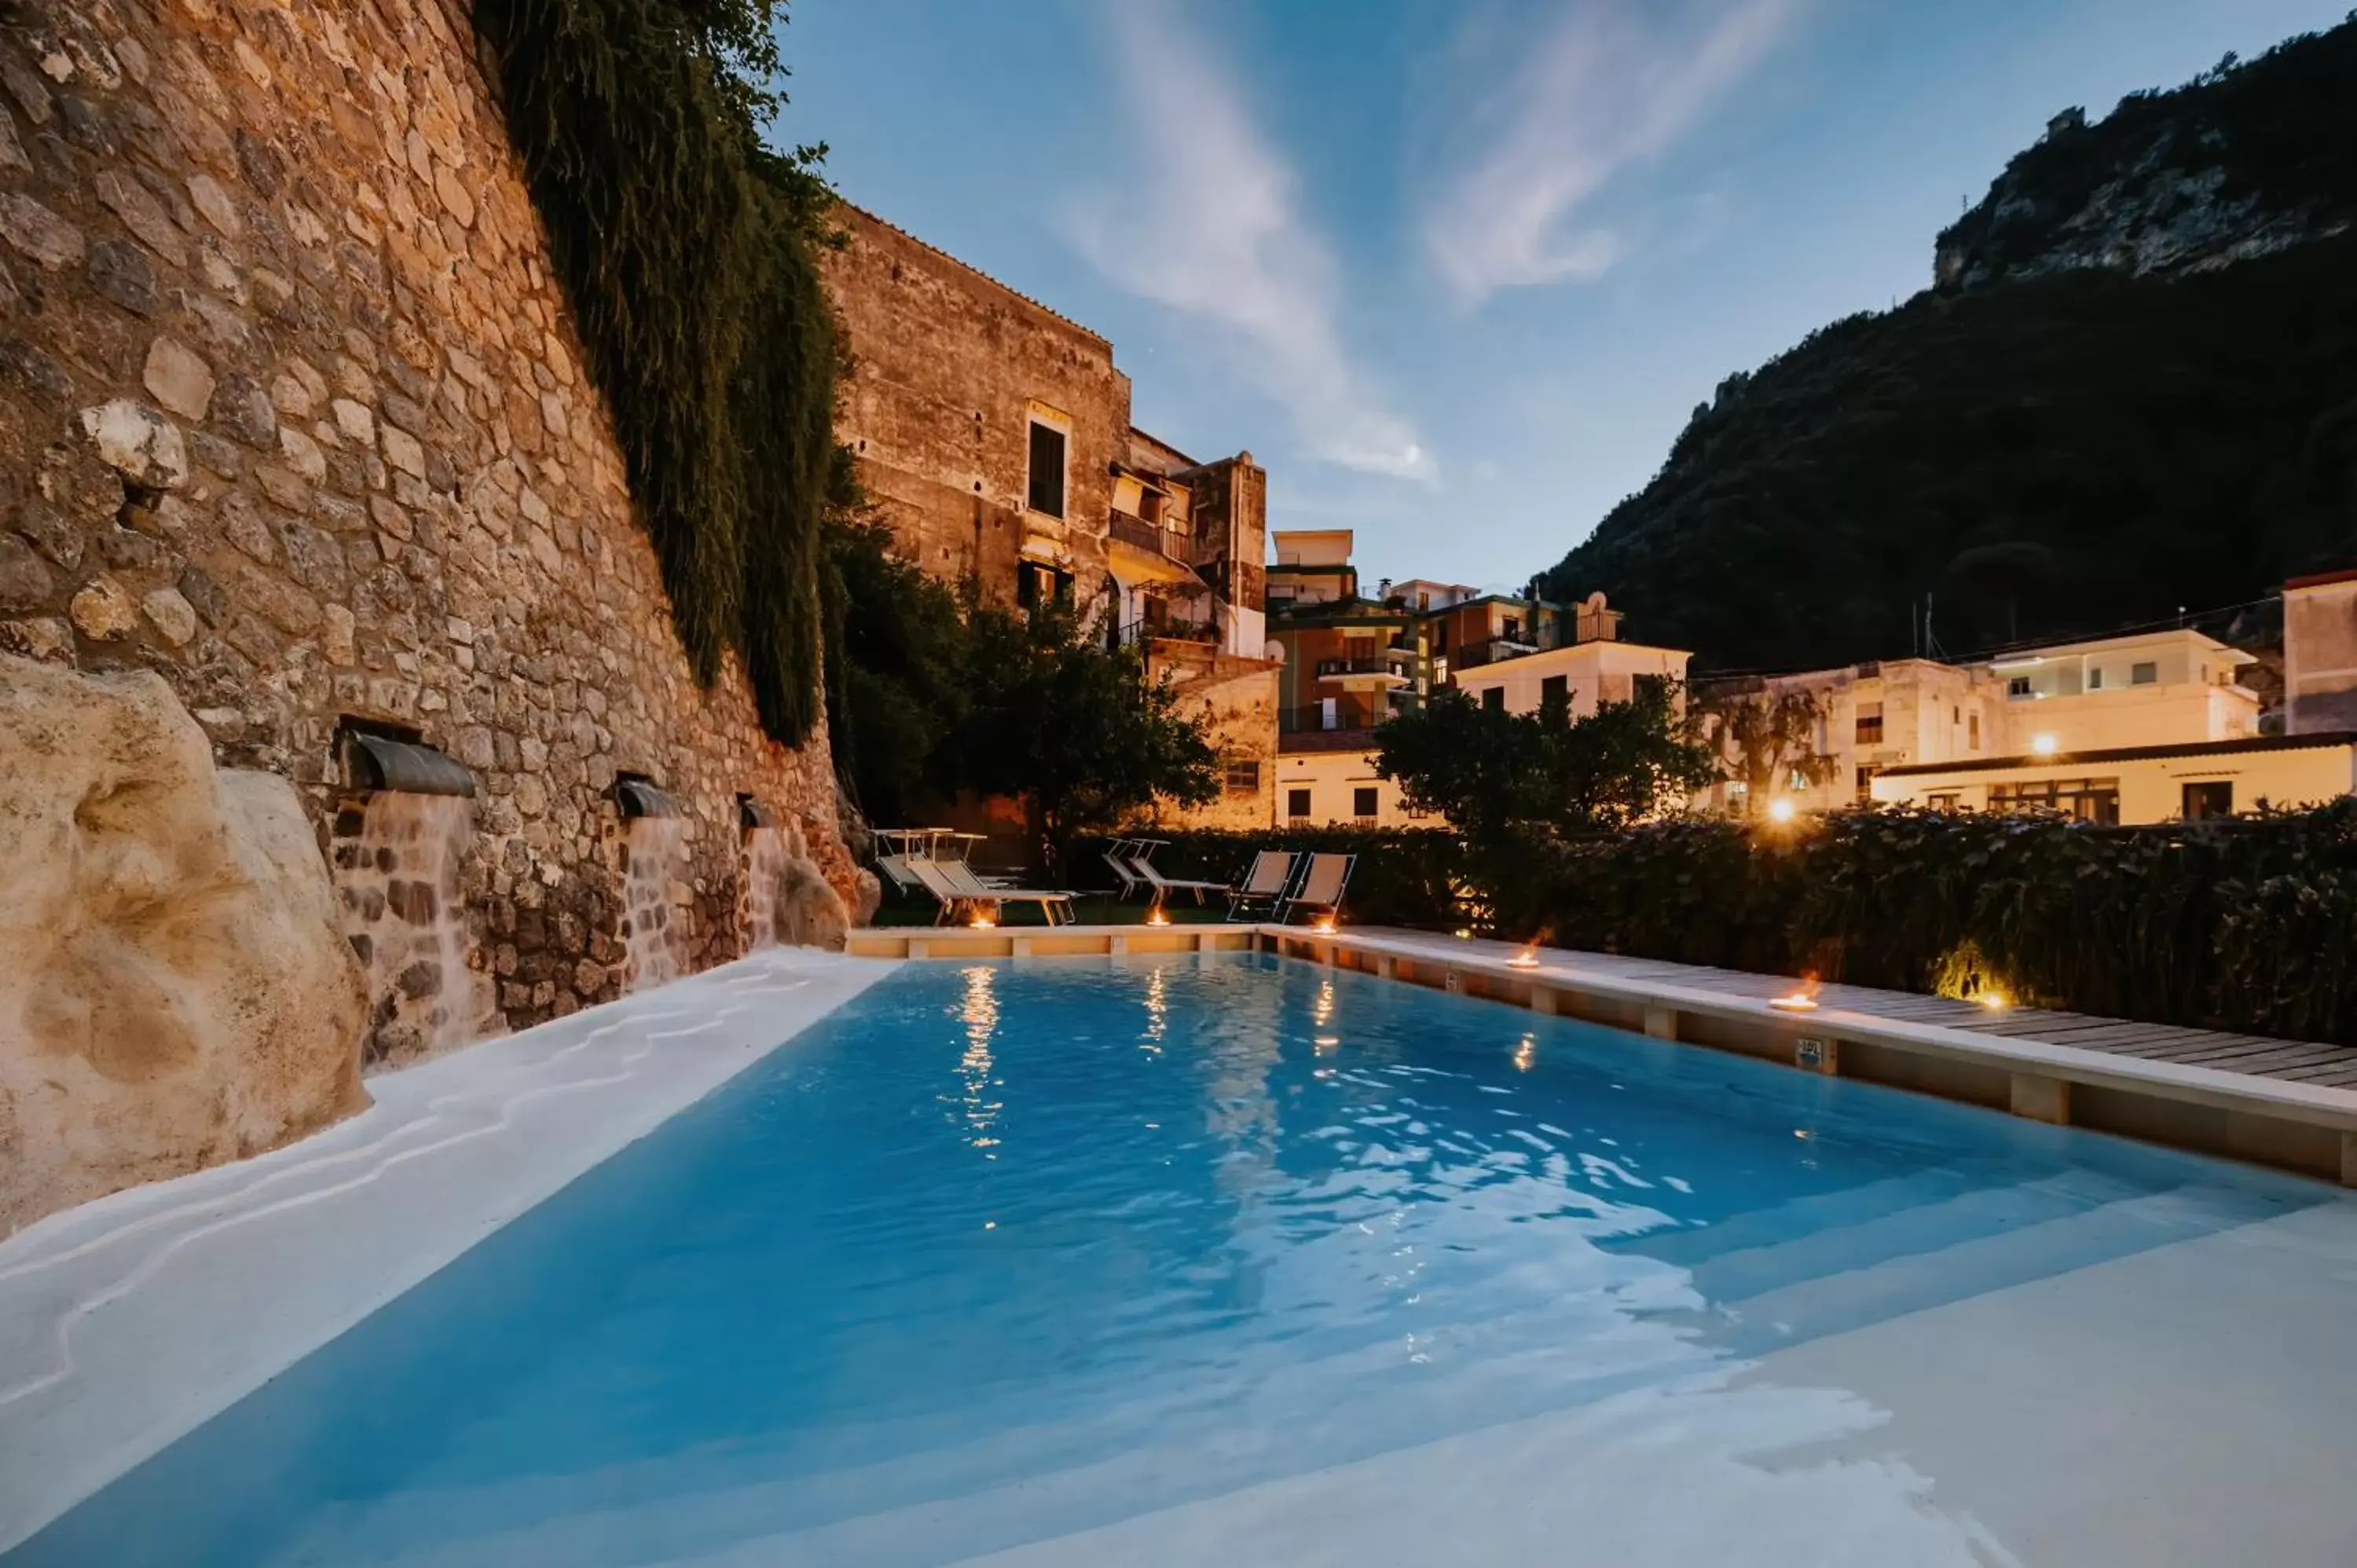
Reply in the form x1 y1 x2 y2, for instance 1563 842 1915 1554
778 0 2348 595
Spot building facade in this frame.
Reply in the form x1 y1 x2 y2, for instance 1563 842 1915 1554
1871 733 2357 822
1705 627 2266 822
819 206 1281 833
2285 567 2357 735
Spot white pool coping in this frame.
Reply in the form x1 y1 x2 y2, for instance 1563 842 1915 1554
0 945 893 1555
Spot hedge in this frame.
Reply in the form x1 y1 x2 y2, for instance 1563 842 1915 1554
1120 803 2357 1045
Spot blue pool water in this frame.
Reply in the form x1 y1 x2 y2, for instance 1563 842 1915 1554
12 954 2348 1566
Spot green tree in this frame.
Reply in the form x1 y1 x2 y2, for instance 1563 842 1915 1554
1376 682 1719 846
1699 688 1841 816
958 602 1218 878
821 513 970 825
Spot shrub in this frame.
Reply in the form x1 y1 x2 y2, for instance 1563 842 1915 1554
475 0 836 743
1504 802 2357 1044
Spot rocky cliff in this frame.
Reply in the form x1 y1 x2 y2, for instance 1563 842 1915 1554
1539 19 2357 670
1935 24 2357 290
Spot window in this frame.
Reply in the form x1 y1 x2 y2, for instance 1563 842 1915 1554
1540 673 1569 715
1854 703 1884 745
2182 780 2234 820
1016 562 1072 610
1224 759 1261 797
1952 705 1960 724
1025 420 1066 517
1501 616 1522 643
1286 787 1312 819
1969 713 1980 749
1432 621 1450 654
2131 661 2157 686
1417 592 1431 610
1989 777 2121 825
2007 676 2033 698
1926 792 1963 813
2087 666 2105 691
1855 764 1880 802
1481 686 1505 713
1352 786 1379 821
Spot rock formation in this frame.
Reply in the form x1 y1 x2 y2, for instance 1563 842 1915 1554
0 654 368 1233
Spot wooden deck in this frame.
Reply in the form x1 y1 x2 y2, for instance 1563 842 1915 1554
1428 936 2357 1090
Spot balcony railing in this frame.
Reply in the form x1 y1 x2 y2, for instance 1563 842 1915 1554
1109 510 1189 564
1314 655 1406 678
1113 617 1216 650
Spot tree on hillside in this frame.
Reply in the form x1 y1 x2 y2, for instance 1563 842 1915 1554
1698 688 1842 816
957 601 1219 878
1376 682 1718 846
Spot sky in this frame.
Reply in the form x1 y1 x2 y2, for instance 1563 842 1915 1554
776 0 2350 595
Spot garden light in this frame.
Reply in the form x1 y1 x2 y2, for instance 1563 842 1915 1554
2030 734 2059 757
1766 797 1798 824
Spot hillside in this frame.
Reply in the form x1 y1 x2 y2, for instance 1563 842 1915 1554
1937 23 2357 289
1539 23 2357 672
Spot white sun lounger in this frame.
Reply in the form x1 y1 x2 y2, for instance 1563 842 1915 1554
1127 855 1229 907
930 858 1077 925
1274 852 1354 925
1226 849 1300 921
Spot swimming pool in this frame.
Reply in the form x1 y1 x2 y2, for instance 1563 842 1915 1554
13 953 2357 1566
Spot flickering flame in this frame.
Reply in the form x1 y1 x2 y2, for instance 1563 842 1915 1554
1507 946 1541 969
968 912 996 929
1769 976 1822 1013
1978 988 2009 1011
1146 907 1171 927
1313 914 1337 934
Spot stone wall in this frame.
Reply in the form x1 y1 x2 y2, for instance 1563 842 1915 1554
0 0 857 1051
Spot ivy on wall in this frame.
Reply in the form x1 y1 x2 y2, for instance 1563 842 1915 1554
473 0 834 743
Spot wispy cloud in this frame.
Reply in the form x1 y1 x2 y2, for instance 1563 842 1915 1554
1425 0 1802 305
1066 2 1432 482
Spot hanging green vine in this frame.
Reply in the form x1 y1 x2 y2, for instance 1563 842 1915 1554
472 0 835 743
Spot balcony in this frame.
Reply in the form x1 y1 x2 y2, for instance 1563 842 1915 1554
1106 510 1200 584
1315 654 1410 691
1113 617 1216 650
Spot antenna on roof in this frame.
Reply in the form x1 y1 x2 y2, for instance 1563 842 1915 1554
1923 594 1947 662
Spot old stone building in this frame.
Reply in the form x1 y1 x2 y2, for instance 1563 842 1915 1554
0 0 860 1064
821 204 1280 830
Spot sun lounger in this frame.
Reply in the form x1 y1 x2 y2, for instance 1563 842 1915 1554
1103 838 1152 900
1274 852 1354 925
933 859 1077 925
1225 849 1300 921
1127 855 1230 907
